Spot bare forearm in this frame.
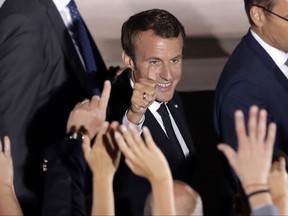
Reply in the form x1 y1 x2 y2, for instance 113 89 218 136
151 178 175 215
0 185 23 215
248 193 273 209
91 176 114 216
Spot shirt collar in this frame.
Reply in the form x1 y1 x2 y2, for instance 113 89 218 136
0 0 5 8
251 29 288 67
53 0 70 12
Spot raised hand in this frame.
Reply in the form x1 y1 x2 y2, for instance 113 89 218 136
82 121 121 216
114 124 171 184
114 124 175 215
66 80 111 139
217 106 277 188
82 121 121 180
127 78 157 124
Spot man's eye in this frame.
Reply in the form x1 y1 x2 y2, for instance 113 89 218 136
150 60 159 65
171 58 180 64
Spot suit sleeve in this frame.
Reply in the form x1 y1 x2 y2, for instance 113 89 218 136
217 80 268 150
0 13 43 139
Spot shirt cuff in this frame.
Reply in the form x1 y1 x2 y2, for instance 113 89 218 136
122 110 145 134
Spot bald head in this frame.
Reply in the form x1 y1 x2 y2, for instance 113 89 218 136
144 180 202 216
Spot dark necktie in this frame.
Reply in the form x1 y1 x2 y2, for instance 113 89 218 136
157 103 184 160
285 59 288 67
67 0 100 95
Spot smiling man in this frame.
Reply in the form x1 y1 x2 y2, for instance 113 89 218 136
107 9 197 216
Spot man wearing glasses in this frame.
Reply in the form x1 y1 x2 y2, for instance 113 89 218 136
214 0 288 215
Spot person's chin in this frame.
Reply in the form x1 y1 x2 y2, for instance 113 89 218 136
155 94 173 103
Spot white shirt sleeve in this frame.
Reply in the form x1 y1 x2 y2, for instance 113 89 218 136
122 110 145 134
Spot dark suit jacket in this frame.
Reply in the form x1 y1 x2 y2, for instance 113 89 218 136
108 70 197 216
214 29 288 152
214 29 288 215
0 0 107 215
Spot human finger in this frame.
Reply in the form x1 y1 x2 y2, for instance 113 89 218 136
89 95 100 108
279 157 286 173
128 124 150 154
120 125 142 156
82 134 92 159
248 105 259 142
257 109 267 143
217 143 237 170
80 99 90 108
265 123 276 150
142 126 156 149
99 80 111 111
94 121 110 146
114 130 137 161
235 110 247 147
3 136 11 156
271 161 280 172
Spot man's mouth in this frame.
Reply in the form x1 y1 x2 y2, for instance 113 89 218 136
157 82 172 88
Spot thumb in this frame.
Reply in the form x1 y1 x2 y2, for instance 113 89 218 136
217 143 237 168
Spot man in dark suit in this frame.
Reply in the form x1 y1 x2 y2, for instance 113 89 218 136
214 0 288 215
107 9 197 216
0 0 109 215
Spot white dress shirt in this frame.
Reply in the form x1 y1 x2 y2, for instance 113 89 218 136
251 29 288 79
53 0 86 69
0 0 5 8
122 79 190 157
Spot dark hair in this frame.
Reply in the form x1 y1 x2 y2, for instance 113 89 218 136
121 9 186 62
244 0 276 25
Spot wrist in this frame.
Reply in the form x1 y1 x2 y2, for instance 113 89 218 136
246 189 270 199
243 182 268 195
127 109 144 125
93 173 114 183
150 173 172 188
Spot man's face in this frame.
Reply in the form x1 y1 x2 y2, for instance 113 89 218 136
131 30 183 103
260 0 288 52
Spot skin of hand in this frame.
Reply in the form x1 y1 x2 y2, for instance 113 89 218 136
114 124 172 184
66 80 111 139
82 121 120 216
114 124 175 215
217 106 277 188
0 136 23 215
127 77 157 124
268 157 288 215
0 136 13 187
82 121 121 180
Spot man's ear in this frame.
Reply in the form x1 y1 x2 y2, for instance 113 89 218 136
250 5 266 27
122 51 134 70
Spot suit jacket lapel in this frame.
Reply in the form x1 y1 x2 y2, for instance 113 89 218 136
246 30 288 93
40 0 91 96
167 97 195 154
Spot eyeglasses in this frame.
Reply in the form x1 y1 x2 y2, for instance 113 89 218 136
253 5 288 23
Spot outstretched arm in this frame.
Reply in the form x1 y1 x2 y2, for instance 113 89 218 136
82 121 120 216
0 136 23 215
218 106 277 211
115 124 175 215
